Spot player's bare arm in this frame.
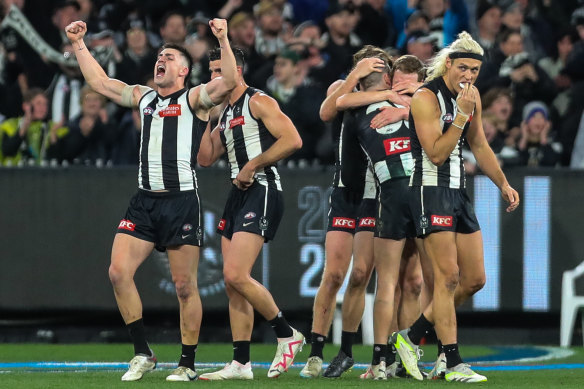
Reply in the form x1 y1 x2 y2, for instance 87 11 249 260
234 93 302 189
197 117 226 167
65 21 146 107
319 57 386 121
413 84 474 166
189 18 236 120
466 93 520 212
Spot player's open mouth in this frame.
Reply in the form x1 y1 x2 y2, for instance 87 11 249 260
156 65 166 77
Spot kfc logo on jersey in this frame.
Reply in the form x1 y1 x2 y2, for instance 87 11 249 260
229 116 245 128
143 107 154 116
431 215 453 227
244 212 256 219
359 217 376 227
333 217 356 229
217 219 226 231
442 113 453 123
383 137 411 155
118 219 135 231
159 104 182 117
220 122 226 131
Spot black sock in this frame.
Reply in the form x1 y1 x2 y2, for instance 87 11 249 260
309 332 326 358
127 318 151 356
178 344 197 370
444 343 463 368
268 311 293 338
233 341 250 365
340 331 356 358
372 344 388 365
386 343 397 364
408 314 433 345
437 340 444 356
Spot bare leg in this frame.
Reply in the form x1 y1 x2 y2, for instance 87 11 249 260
422 231 458 345
341 231 375 332
397 239 423 329
108 234 155 323
311 231 354 335
167 244 202 345
222 232 280 320
373 237 405 344
454 231 486 306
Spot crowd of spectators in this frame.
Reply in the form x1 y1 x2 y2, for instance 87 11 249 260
0 0 583 171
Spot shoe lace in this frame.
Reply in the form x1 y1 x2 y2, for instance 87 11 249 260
328 354 343 369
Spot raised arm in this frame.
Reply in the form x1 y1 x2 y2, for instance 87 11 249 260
466 94 520 212
319 57 386 121
190 18 237 113
234 93 302 189
65 21 146 107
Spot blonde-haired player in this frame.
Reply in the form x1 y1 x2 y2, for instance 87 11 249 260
391 31 519 383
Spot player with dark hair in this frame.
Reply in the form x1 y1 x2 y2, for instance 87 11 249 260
65 18 237 382
197 44 304 380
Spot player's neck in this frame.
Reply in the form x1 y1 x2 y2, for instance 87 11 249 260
228 81 248 105
442 75 456 95
157 84 184 98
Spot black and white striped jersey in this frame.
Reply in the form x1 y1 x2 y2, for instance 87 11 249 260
409 77 471 189
342 100 414 186
218 87 281 190
138 87 207 191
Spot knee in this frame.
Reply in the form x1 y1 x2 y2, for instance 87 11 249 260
461 275 486 296
173 277 195 301
348 267 369 290
439 271 460 293
402 274 423 298
321 269 346 291
108 263 129 287
223 267 246 290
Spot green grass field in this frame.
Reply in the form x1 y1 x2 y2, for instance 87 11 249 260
0 343 583 388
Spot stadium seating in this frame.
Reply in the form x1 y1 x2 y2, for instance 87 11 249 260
560 261 584 346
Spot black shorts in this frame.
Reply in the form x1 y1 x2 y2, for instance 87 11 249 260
326 187 362 233
356 198 377 233
375 178 416 240
117 189 203 250
217 181 283 242
409 185 481 237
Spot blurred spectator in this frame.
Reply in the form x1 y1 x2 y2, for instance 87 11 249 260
159 11 187 45
321 1 362 81
47 42 86 124
217 0 244 20
354 0 395 48
265 49 326 161
254 0 287 58
403 29 437 64
51 85 113 165
419 0 469 48
287 20 337 88
0 0 28 118
0 88 64 166
110 108 141 166
472 0 501 53
116 19 157 87
482 87 519 142
477 28 555 124
227 12 263 78
517 101 562 167
499 0 547 62
396 10 430 50
538 28 578 117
